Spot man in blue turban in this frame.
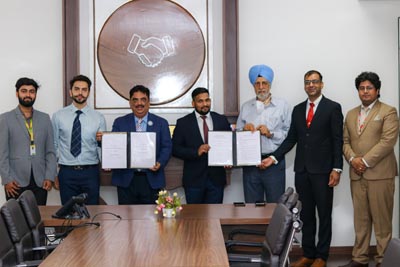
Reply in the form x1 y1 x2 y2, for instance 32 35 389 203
236 64 291 203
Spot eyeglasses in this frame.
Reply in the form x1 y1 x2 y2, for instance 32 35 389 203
254 81 270 87
358 86 375 91
304 80 321 86
130 97 148 104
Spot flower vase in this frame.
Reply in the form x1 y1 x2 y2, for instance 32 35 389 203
163 208 175 218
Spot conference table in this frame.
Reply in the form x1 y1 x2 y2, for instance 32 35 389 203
39 204 275 267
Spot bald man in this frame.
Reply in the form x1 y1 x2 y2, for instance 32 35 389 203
236 64 291 203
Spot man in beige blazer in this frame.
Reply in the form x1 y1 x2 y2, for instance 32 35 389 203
341 72 399 267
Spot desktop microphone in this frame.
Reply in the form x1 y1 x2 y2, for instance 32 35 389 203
72 193 88 203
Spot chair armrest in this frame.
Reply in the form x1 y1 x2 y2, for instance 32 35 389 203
228 228 265 240
228 253 262 263
16 260 42 267
225 240 263 250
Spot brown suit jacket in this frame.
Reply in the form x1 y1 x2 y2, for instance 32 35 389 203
343 100 399 180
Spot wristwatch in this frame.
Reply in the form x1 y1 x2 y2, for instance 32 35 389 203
333 168 342 174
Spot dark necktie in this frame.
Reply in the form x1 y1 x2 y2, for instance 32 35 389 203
306 102 315 128
70 110 83 157
201 115 209 144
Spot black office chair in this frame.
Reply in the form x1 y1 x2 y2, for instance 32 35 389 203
18 190 57 259
227 188 298 242
228 200 302 267
17 190 46 247
0 199 51 265
381 237 400 267
0 214 18 267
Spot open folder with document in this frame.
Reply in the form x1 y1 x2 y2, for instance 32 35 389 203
101 132 156 169
208 131 261 166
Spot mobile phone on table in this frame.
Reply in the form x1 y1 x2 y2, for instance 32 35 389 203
255 201 266 207
234 202 246 207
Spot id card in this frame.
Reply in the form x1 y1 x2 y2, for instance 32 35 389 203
30 144 36 156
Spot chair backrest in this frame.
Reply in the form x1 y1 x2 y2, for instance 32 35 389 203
18 190 45 247
260 200 303 267
381 238 400 267
284 192 299 210
1 199 34 263
277 187 294 204
0 215 18 267
262 203 293 267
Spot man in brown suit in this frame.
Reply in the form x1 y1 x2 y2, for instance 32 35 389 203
341 72 399 267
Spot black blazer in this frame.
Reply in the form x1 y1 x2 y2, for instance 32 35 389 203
273 96 343 173
172 111 231 187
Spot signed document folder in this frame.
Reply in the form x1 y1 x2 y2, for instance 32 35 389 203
208 131 261 166
101 132 156 169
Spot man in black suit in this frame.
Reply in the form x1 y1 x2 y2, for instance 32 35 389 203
263 70 343 267
172 87 231 203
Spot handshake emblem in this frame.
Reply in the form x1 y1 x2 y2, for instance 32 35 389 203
127 33 175 68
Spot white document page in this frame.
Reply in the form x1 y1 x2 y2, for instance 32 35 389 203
236 131 261 166
101 132 127 169
208 131 233 166
130 132 156 168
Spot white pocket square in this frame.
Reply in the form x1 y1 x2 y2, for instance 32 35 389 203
373 115 381 121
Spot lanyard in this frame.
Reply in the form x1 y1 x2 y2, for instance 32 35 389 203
24 118 34 144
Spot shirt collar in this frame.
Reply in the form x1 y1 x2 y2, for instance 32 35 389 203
307 94 323 106
70 104 89 114
361 99 378 111
195 110 210 119
135 113 149 124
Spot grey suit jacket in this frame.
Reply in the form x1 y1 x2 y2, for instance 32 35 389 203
0 107 57 187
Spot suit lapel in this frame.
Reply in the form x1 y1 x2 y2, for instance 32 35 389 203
146 113 154 132
15 107 30 140
359 101 381 135
190 112 203 142
128 113 137 132
298 100 307 128
312 96 326 123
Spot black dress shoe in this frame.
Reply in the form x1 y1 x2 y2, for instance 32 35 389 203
338 261 368 267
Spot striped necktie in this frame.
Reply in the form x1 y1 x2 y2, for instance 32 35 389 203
70 110 83 157
136 118 143 132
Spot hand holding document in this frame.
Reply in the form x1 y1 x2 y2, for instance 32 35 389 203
208 131 261 166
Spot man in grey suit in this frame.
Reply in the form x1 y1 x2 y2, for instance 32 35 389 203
0 77 57 205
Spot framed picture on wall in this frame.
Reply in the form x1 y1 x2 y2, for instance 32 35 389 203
93 0 210 110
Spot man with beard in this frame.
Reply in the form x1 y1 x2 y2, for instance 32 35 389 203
111 85 172 204
52 75 106 205
0 77 56 205
236 65 291 203
172 87 231 203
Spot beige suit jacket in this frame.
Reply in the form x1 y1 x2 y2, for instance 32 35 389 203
343 100 399 180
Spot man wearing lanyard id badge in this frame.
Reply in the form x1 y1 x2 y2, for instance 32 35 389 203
0 77 57 205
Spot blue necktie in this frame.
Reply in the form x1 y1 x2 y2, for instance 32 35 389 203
70 110 83 157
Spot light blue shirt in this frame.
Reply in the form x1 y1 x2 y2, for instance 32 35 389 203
52 104 106 165
236 96 291 154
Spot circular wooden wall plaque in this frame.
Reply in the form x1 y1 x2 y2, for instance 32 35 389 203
97 0 206 105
